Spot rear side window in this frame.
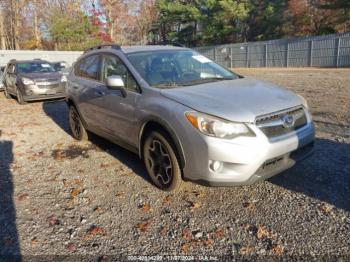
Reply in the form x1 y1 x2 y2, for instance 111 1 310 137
75 55 100 81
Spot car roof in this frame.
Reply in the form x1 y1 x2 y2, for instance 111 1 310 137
121 45 188 54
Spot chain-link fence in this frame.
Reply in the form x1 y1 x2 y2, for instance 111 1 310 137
194 32 350 68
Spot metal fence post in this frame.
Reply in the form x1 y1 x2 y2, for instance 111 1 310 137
286 43 289 68
336 38 341 68
230 46 233 68
246 46 249 68
264 44 268 67
309 40 313 67
213 47 216 62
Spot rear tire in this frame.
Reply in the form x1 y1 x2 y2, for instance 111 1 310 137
69 105 88 141
143 131 183 192
16 87 26 105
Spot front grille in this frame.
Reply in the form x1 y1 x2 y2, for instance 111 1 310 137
255 106 308 138
36 78 59 83
37 83 60 89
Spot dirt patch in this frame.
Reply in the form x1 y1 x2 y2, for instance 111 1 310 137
51 144 95 160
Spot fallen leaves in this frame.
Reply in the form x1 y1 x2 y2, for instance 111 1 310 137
17 193 29 201
100 163 110 168
71 188 82 199
159 226 168 236
115 192 125 198
31 237 39 248
65 243 76 252
84 225 106 240
139 203 152 212
242 202 256 210
162 195 172 206
192 190 205 198
135 219 152 232
182 229 192 241
213 229 225 239
239 246 254 255
271 244 285 255
256 226 276 240
188 201 201 211
318 202 333 214
47 214 60 226
181 243 190 254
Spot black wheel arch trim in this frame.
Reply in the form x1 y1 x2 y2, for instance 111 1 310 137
138 116 186 169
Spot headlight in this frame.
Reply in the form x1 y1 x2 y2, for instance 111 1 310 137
297 94 309 109
22 77 35 85
61 75 67 82
185 112 255 139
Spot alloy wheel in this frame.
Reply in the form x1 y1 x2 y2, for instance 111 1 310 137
147 138 173 186
69 107 82 139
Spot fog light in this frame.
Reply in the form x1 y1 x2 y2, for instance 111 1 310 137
209 160 222 172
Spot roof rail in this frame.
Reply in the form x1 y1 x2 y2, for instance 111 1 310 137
85 44 121 53
148 41 185 47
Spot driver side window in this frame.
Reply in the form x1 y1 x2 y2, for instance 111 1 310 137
102 55 139 92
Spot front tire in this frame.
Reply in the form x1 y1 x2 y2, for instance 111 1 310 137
4 86 11 99
143 131 183 191
16 87 26 105
69 105 88 141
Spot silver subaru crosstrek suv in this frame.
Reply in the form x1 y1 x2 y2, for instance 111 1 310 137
66 44 315 191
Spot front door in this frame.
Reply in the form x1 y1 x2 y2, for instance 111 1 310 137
95 53 141 146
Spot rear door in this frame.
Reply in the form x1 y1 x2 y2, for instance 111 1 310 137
71 54 105 130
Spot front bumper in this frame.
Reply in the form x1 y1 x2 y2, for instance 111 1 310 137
182 120 315 186
22 83 66 101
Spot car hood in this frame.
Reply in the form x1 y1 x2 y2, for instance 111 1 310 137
19 72 62 80
160 77 303 123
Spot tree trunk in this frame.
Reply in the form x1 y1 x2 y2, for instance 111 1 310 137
11 0 20 50
33 0 41 49
108 5 114 42
0 9 6 49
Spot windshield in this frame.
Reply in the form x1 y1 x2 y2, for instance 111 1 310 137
17 62 55 73
127 50 238 88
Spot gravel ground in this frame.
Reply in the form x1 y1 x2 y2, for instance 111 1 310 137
0 68 349 260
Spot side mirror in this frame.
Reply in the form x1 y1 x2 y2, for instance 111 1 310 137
106 75 127 97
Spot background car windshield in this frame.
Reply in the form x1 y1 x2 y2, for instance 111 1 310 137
17 62 55 73
127 50 238 88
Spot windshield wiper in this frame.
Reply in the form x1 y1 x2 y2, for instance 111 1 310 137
152 82 181 89
180 77 235 86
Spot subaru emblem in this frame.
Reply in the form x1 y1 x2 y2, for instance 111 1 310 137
282 114 295 128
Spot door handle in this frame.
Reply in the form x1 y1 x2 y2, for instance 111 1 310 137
95 90 105 96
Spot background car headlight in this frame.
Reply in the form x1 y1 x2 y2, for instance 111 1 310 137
61 75 67 82
22 77 35 85
186 112 255 139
